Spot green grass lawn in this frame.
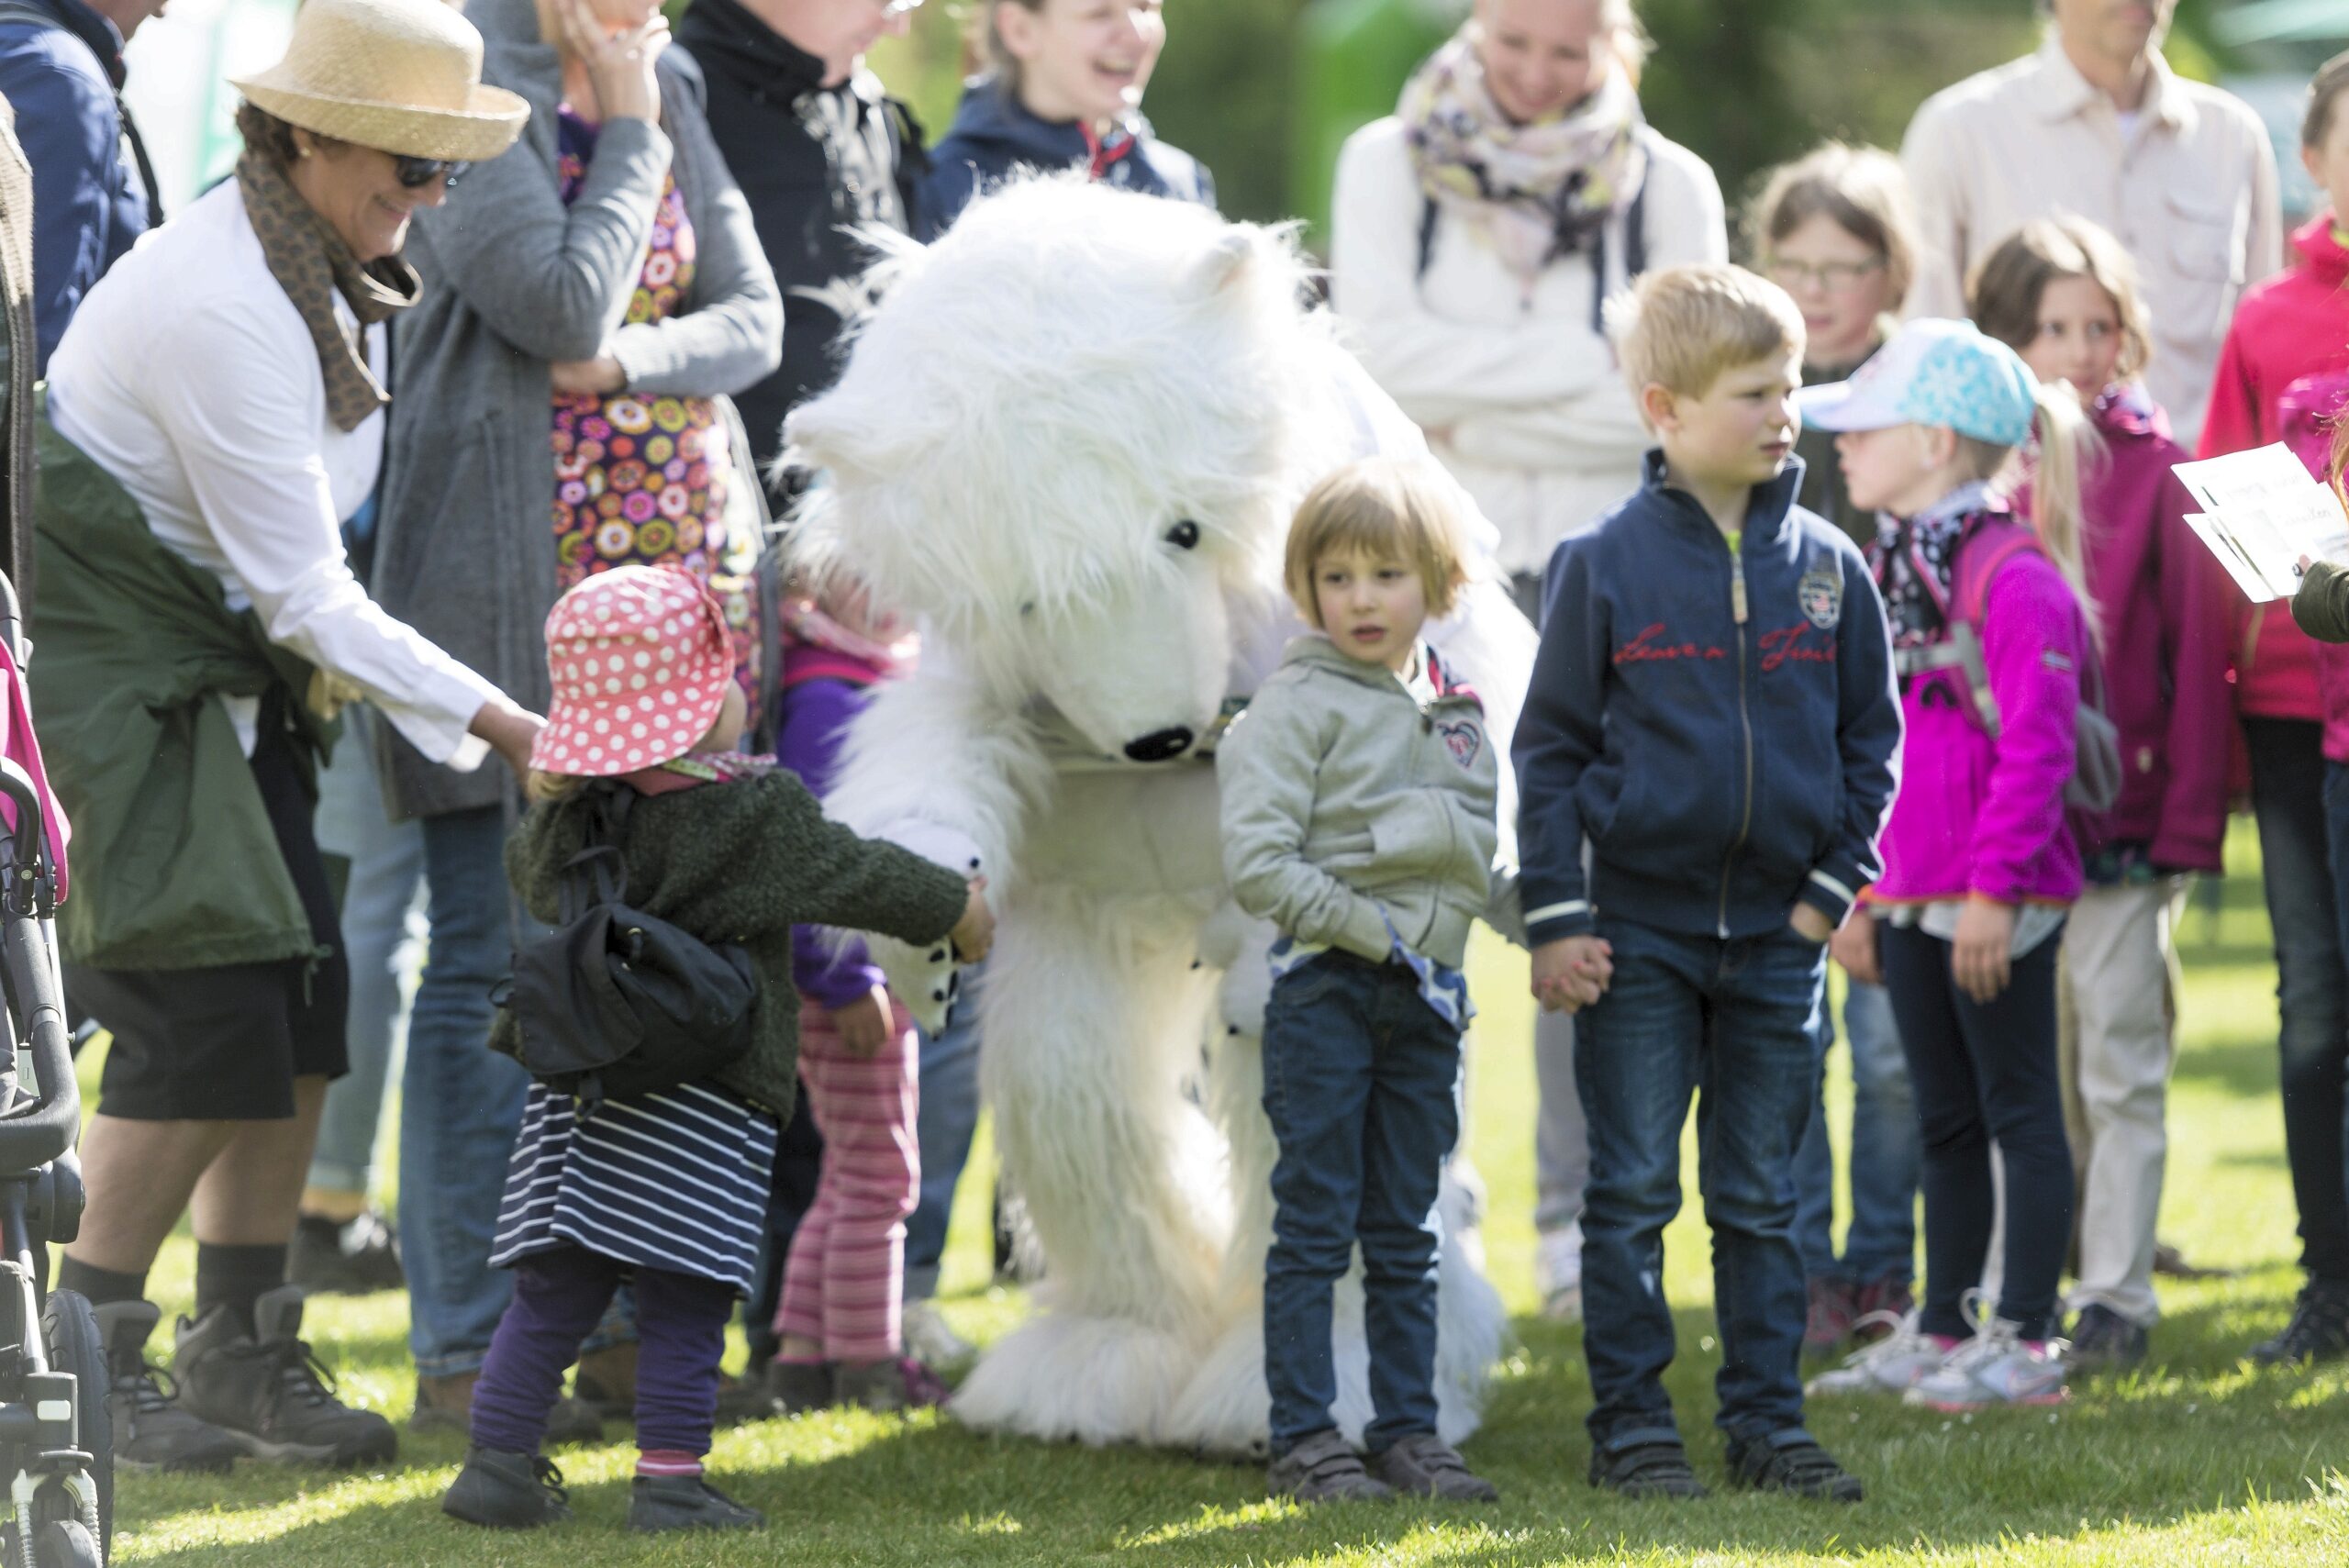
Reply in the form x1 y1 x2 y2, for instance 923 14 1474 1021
94 846 2349 1564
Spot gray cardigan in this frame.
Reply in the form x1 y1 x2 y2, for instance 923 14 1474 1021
373 0 783 820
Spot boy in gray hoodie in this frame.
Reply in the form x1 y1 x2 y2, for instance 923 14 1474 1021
1219 457 1513 1507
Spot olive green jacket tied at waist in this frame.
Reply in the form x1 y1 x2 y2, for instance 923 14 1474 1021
28 404 336 970
490 770 970 1118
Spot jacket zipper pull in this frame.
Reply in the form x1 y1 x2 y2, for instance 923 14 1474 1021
1731 569 1749 625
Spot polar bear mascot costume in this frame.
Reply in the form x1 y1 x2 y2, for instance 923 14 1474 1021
785 176 1538 1454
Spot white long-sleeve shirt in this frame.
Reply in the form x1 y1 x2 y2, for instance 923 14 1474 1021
1330 115 1727 576
47 180 497 766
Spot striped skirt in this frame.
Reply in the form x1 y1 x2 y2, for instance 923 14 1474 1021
490 1078 780 1294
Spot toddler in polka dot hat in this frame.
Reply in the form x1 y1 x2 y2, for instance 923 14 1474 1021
533 564 744 783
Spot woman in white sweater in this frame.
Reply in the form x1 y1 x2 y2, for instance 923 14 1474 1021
1330 0 1723 1328
1331 0 1724 605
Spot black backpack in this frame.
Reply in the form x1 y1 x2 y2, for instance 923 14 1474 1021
495 784 757 1106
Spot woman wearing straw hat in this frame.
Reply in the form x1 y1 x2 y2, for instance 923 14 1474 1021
368 0 782 1439
37 0 536 1472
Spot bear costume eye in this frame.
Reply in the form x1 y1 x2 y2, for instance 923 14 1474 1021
1164 519 1202 550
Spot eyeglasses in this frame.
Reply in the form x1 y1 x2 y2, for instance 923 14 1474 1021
393 154 469 190
1762 256 1887 294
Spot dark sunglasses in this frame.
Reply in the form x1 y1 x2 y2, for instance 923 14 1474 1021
393 154 469 189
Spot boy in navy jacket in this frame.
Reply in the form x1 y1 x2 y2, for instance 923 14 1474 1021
1513 264 1900 1503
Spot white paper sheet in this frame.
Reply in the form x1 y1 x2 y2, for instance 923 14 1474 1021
2172 445 2349 603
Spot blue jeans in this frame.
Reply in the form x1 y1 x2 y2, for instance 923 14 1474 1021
400 804 535 1376
1791 979 1918 1287
1262 951 1462 1455
1575 917 1824 1453
906 962 986 1302
308 724 426 1196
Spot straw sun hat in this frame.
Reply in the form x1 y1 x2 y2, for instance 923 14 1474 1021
231 0 529 164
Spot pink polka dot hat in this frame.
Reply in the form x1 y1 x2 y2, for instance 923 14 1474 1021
531 564 734 778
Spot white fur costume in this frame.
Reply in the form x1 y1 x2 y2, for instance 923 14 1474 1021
787 179 1538 1454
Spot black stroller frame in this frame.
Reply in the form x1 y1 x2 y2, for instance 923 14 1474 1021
0 569 108 1568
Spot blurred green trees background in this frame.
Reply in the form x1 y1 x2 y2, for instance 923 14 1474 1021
871 0 2251 253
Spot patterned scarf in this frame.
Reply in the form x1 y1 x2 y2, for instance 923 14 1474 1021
1872 481 1996 651
235 148 420 433
1399 25 1648 291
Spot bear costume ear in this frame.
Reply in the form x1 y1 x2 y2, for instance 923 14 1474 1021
1187 228 1260 299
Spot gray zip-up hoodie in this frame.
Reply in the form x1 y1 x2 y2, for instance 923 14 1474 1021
1219 633 1515 971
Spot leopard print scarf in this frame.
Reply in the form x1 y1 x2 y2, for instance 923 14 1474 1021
236 148 420 432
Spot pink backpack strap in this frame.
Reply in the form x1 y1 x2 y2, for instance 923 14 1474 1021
1951 518 2042 628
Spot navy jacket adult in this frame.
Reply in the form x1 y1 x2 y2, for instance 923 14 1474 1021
918 76 1213 240
674 0 921 495
0 0 152 373
1513 452 1901 946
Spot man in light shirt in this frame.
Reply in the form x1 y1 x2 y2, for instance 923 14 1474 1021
1900 0 2281 445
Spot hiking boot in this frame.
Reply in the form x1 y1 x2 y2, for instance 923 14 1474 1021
289 1209 405 1296
442 1445 570 1529
834 1357 949 1412
93 1300 243 1473
1903 1317 2067 1411
764 1359 834 1415
901 1299 976 1371
573 1340 638 1420
1804 1276 1858 1356
1851 1275 1916 1340
1807 1311 1954 1398
2248 1283 2349 1367
1588 1440 1708 1499
2065 1305 2150 1374
1266 1428 1391 1504
413 1370 604 1445
1537 1221 1584 1324
713 1372 775 1426
174 1285 398 1466
627 1473 763 1533
1368 1433 1497 1501
1726 1435 1864 1502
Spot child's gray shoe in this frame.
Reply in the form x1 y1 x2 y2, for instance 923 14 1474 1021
1369 1433 1498 1501
442 1445 570 1529
1266 1429 1393 1504
627 1473 764 1532
763 1358 832 1415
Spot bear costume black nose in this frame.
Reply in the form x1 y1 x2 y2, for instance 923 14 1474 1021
1124 727 1196 762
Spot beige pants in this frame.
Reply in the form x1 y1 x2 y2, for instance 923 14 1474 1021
2054 879 2185 1327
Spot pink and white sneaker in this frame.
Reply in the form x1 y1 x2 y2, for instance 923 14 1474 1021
1902 1317 2069 1410
1805 1310 1957 1397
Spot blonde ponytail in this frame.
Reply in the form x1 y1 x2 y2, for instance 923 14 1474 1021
1955 383 2102 647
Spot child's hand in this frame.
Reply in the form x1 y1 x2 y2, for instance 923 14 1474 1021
1828 906 1880 984
1788 902 1834 944
1950 895 2016 1005
831 984 895 1057
951 876 995 963
1531 935 1612 1015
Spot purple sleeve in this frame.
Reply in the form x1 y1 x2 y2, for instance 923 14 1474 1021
1968 557 2082 904
778 677 885 1006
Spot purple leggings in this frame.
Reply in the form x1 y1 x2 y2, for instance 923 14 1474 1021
470 1244 734 1457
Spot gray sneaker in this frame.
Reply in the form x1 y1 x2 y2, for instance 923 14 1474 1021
627 1474 763 1533
1369 1433 1497 1502
93 1301 243 1473
175 1285 398 1466
1266 1429 1393 1504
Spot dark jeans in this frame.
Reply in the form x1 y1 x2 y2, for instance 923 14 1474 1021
470 1244 734 1458
1880 922 2072 1340
1262 951 1462 1455
1575 917 1825 1453
2257 719 2349 1286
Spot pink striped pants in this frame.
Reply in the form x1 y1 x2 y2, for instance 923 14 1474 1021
774 995 919 1362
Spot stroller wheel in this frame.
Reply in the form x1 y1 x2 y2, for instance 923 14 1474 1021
32 1519 98 1568
40 1293 110 1563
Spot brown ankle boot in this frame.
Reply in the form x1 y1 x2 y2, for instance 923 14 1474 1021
573 1340 639 1420
414 1369 604 1445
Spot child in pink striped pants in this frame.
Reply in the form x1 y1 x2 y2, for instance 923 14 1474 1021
767 579 949 1413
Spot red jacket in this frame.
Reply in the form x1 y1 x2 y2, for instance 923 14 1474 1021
2201 216 2349 730
2055 389 2232 871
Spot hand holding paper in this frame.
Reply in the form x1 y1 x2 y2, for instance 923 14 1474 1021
2174 445 2349 603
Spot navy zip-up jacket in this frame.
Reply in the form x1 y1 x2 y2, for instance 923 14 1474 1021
1514 452 1901 945
917 77 1214 240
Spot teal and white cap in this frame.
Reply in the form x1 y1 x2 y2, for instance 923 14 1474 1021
1798 318 2040 448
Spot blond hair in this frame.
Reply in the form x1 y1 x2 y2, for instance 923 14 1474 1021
1954 384 2100 645
1967 216 2154 386
1284 459 1472 628
525 769 587 805
1746 141 1919 315
1612 262 1803 407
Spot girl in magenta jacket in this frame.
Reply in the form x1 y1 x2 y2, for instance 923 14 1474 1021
1970 217 2233 1371
1802 319 2094 1413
